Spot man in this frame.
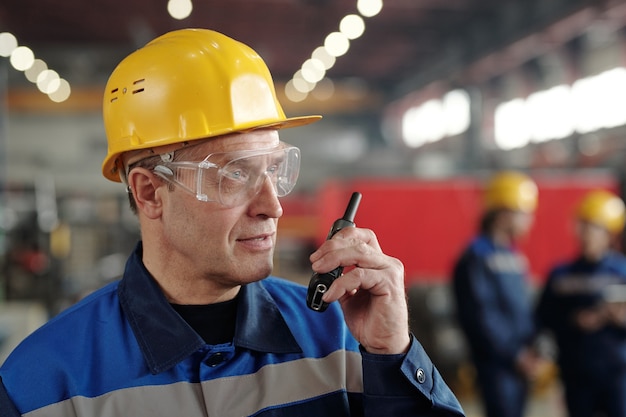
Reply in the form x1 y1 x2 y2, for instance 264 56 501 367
0 29 464 416
452 171 540 417
535 189 626 417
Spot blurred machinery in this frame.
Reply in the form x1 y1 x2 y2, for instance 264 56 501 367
0 301 47 363
0 185 139 314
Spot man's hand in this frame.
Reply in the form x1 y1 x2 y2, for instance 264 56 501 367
310 227 410 355
573 305 608 332
606 302 626 327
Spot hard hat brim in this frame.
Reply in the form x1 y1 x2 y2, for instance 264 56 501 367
102 114 322 183
256 114 322 131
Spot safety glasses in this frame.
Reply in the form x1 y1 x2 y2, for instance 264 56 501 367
152 142 301 207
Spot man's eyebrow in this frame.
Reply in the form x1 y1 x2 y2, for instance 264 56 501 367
268 153 286 164
228 151 286 165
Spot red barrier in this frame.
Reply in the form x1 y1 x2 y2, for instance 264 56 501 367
311 173 619 285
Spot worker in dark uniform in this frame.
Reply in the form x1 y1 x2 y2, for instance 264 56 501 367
452 171 541 417
535 189 626 417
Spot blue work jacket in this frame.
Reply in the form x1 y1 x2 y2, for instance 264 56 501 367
535 251 626 380
452 235 535 366
0 242 464 417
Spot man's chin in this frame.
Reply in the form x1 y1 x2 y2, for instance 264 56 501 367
238 260 274 283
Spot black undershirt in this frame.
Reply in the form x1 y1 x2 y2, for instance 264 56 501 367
170 296 238 345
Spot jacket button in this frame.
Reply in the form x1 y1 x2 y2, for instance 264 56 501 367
416 368 426 384
205 352 226 367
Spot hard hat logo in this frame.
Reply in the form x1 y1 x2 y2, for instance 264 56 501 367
101 28 321 183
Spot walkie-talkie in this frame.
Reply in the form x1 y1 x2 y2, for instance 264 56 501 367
306 192 362 312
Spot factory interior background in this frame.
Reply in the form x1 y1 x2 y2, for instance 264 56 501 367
3 0 626 415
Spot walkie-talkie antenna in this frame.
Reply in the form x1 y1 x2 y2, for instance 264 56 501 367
342 192 362 222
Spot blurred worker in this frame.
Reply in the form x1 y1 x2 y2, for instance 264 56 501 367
535 189 626 417
0 29 464 416
452 171 540 417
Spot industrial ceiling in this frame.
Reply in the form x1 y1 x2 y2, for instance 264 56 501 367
0 0 622 195
1 0 607 97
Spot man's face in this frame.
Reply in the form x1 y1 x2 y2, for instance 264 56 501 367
156 129 284 288
498 209 534 240
576 220 611 260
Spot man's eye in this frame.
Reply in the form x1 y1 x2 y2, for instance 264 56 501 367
266 164 280 176
224 169 248 182
228 170 241 179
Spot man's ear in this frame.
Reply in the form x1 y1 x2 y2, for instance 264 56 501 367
127 168 163 219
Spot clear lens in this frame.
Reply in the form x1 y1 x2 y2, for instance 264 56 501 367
213 145 300 206
155 143 300 207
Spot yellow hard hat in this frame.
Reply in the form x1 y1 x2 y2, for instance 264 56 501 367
101 28 321 182
577 190 625 234
484 171 538 213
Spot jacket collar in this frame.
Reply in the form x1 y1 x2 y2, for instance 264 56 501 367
118 242 302 374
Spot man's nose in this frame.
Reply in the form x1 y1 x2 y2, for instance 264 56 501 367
248 174 283 218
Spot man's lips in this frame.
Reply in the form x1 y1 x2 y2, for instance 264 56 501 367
236 233 276 250
237 232 274 242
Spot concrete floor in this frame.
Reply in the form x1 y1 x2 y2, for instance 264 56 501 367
458 383 568 417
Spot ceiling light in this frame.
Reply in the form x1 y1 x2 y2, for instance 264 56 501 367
24 59 48 83
36 69 60 94
311 46 336 70
167 0 193 20
284 80 308 102
442 89 470 136
292 70 315 93
324 32 350 57
339 14 365 40
301 58 326 83
0 32 17 57
10 46 35 71
48 79 71 103
357 0 383 17
285 4 380 102
1 31 71 102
